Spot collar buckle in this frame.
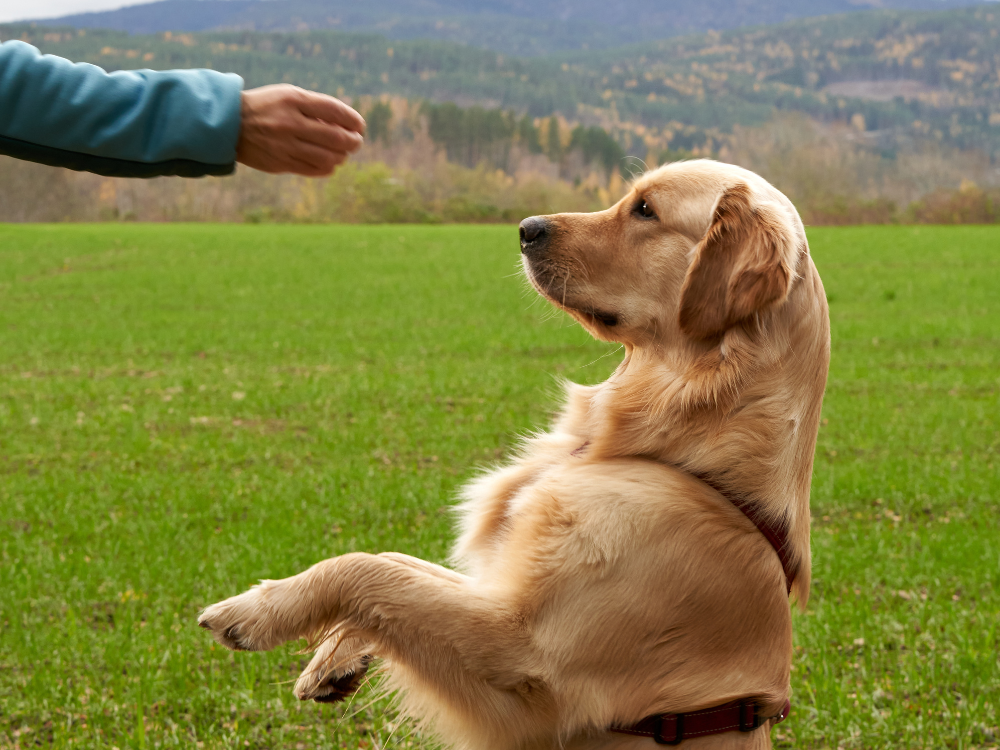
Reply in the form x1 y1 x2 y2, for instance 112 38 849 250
738 700 758 732
654 713 683 745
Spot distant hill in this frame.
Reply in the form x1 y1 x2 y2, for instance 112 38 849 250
8 4 1000 159
561 5 1000 155
31 0 1000 55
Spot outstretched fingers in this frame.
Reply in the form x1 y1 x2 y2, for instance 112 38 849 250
295 89 367 134
235 84 365 176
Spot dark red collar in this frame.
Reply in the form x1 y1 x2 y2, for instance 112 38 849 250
612 698 790 744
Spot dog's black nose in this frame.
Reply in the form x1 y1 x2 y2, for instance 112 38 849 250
519 216 549 255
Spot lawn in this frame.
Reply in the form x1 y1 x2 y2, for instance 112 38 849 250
0 223 997 750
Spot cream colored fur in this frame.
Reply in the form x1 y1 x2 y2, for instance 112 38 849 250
199 160 830 749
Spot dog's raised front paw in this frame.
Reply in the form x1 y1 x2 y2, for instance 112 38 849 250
198 583 289 652
294 637 374 703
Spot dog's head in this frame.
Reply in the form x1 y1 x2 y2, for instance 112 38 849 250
520 160 804 350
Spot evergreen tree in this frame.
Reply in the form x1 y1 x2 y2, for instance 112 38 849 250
546 116 562 161
517 115 543 154
569 125 625 175
366 101 394 144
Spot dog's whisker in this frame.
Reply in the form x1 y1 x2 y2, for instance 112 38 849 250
331 667 374 735
380 710 405 749
345 678 388 722
579 344 624 370
387 724 420 749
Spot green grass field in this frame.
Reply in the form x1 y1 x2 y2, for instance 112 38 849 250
1 223 997 750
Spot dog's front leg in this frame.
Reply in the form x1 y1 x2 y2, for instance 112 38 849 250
376 551 469 583
199 553 545 745
198 553 534 680
294 633 376 703
289 555 467 703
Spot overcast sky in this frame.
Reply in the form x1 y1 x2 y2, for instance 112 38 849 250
0 0 141 23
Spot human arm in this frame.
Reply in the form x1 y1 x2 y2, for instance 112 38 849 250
0 41 365 178
0 39 243 177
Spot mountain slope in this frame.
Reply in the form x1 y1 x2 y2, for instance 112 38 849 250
34 0 1000 55
5 5 999 161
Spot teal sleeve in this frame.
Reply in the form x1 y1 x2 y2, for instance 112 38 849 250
0 40 244 178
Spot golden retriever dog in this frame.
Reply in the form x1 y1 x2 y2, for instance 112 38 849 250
199 159 830 749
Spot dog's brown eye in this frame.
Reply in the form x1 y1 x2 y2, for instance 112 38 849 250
634 199 656 220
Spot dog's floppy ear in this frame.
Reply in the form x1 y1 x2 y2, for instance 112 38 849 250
679 183 799 340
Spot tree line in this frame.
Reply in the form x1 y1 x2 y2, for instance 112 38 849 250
367 99 627 179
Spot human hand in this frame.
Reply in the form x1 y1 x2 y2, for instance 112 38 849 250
236 84 366 177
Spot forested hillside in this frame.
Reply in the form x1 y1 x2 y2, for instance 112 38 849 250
7 4 1000 160
32 0 997 55
564 7 1000 157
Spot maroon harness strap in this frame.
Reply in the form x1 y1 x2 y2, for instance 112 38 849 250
728 495 795 595
692 473 796 595
611 699 790 745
